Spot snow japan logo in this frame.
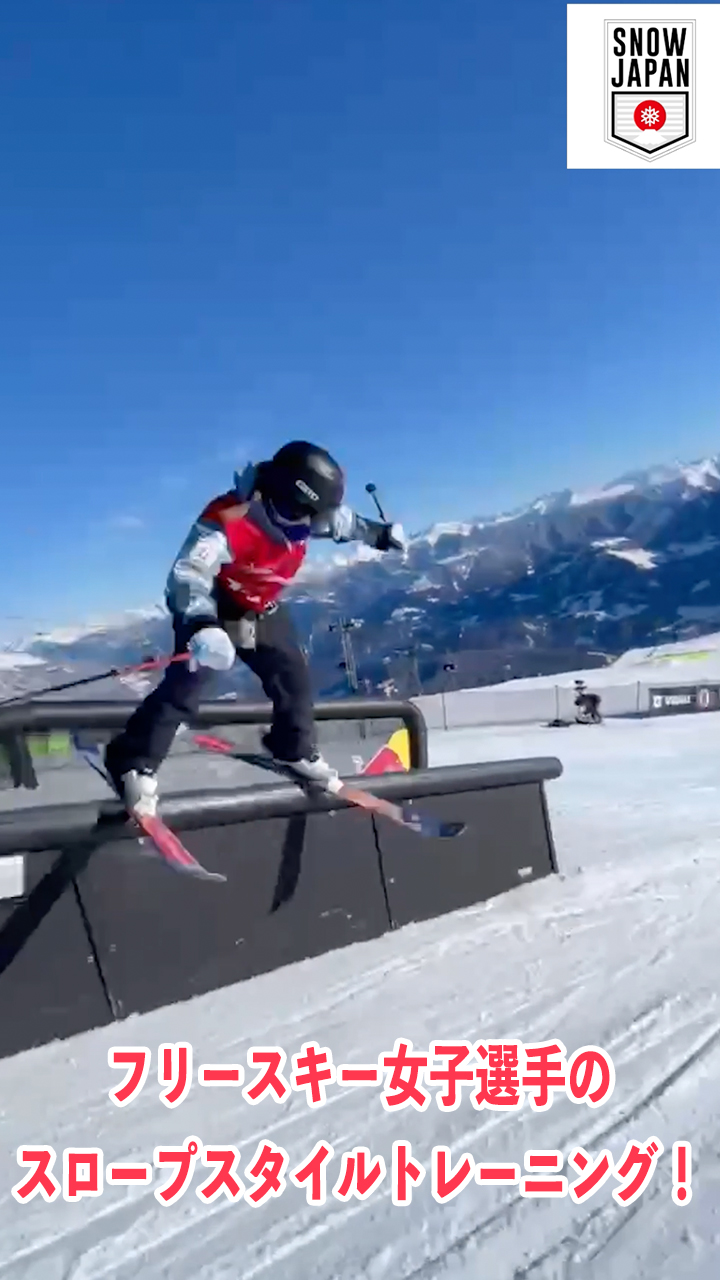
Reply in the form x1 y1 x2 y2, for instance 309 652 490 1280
605 19 695 160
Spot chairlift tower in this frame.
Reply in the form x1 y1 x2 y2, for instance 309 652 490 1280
328 617 363 695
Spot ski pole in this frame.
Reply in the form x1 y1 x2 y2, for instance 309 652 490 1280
365 482 388 523
0 651 191 708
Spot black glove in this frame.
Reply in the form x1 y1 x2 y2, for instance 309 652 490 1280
375 521 407 553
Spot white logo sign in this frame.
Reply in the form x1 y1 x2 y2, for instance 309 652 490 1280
296 479 319 503
605 18 695 160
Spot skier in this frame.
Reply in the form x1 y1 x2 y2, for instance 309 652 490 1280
104 441 406 818
574 680 602 724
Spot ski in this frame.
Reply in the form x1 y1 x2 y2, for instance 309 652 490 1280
192 732 466 839
72 737 226 883
131 812 227 883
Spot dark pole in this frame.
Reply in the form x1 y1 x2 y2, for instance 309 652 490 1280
329 618 362 695
0 651 190 709
441 661 457 731
410 646 421 696
443 661 457 692
365 483 388 523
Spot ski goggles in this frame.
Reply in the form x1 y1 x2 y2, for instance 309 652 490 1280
265 498 313 542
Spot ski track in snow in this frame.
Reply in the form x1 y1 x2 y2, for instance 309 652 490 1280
3 714 720 1277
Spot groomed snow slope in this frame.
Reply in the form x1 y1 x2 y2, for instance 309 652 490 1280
2 715 720 1278
491 629 720 691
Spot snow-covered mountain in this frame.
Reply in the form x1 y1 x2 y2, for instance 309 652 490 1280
7 452 720 700
292 451 720 691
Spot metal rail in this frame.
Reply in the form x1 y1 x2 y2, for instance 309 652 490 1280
0 697 428 787
0 758 562 856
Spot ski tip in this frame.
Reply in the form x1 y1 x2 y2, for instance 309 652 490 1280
134 814 227 883
439 821 466 839
190 868 228 883
136 838 227 882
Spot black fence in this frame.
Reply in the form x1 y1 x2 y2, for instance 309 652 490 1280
0 697 562 1060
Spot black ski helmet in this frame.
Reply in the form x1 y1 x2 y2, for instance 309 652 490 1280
260 441 345 521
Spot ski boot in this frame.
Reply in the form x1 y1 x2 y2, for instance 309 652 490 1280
104 743 160 818
260 733 343 795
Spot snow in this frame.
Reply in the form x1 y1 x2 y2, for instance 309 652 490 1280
679 459 720 490
579 457 720 502
603 546 657 570
590 537 657 571
482 628 720 693
341 543 384 565
30 608 166 647
614 630 720 668
294 543 383 583
0 652 45 669
488 512 520 525
419 522 477 548
390 607 424 621
436 551 478 567
2 714 720 1276
569 483 636 507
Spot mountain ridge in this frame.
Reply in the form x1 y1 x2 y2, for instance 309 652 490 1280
5 450 720 700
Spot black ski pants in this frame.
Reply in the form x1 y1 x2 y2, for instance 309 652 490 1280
106 604 315 775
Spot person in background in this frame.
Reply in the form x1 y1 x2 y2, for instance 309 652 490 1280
574 679 602 724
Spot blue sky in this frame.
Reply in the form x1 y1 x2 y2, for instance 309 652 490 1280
1 0 719 638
